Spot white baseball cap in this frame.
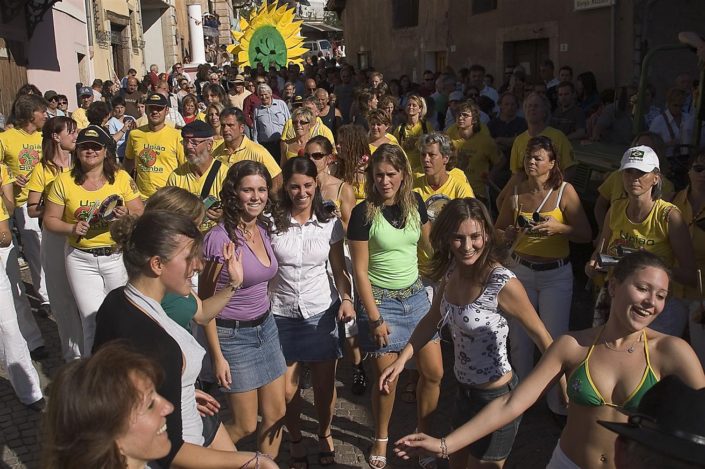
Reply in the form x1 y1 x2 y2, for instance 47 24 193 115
620 145 660 172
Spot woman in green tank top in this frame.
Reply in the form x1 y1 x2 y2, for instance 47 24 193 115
394 251 705 469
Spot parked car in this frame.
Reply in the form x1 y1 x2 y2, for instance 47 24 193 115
303 39 333 59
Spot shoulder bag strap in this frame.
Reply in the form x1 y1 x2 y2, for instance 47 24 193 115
200 160 223 200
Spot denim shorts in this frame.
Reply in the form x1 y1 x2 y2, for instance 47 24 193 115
452 372 521 461
275 301 342 363
356 281 431 354
216 312 287 393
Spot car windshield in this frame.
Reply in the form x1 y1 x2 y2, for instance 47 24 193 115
319 40 332 50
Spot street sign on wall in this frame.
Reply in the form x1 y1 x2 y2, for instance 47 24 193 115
574 0 614 10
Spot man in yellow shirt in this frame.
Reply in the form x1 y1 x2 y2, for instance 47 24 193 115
71 87 93 130
167 121 229 232
497 92 577 209
0 94 51 313
125 93 186 199
446 101 501 205
280 95 336 149
212 107 283 192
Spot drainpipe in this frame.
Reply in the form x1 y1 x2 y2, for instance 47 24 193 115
186 0 206 64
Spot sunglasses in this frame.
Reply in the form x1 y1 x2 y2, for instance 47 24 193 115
148 106 166 112
293 120 310 125
305 152 327 160
516 212 542 228
79 142 105 152
691 164 705 173
58 101 68 105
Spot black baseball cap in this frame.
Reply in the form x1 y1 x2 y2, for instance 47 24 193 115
145 93 169 107
181 120 215 139
76 125 113 147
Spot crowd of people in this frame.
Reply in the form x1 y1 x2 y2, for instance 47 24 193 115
1 40 705 469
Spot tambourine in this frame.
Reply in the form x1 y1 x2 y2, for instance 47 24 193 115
425 194 451 223
97 194 124 222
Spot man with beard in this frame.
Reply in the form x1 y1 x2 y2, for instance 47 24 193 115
166 120 228 232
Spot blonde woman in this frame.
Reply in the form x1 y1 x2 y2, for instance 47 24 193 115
394 94 433 174
281 107 314 163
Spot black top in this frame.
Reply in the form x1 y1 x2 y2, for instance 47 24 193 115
487 116 528 139
93 287 184 467
348 192 428 241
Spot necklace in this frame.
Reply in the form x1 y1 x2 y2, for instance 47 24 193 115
238 224 255 243
603 334 641 353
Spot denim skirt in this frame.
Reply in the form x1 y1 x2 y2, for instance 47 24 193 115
452 372 521 461
217 312 287 393
356 279 431 354
275 301 342 363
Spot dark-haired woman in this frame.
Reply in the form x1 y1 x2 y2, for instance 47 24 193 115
26 117 83 361
93 211 276 469
44 125 143 353
395 251 705 469
348 144 440 469
305 136 355 230
496 135 591 416
1 94 50 312
200 160 287 458
43 342 175 469
381 198 554 468
271 157 355 467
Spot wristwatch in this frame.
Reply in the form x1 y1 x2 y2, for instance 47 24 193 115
369 316 384 328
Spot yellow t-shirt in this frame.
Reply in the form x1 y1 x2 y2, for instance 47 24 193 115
47 170 141 249
0 128 43 179
212 136 282 178
509 126 576 174
24 162 70 206
369 138 405 158
166 159 229 232
414 168 475 266
413 168 475 221
672 189 705 300
607 198 675 268
72 108 89 130
281 117 336 151
125 125 186 199
1 163 16 186
0 193 8 221
394 121 432 174
447 124 501 199
598 170 675 204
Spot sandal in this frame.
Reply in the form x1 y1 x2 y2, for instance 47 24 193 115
318 433 336 466
400 380 417 403
368 437 388 469
289 438 308 469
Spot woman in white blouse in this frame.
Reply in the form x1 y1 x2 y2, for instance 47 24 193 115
270 157 355 468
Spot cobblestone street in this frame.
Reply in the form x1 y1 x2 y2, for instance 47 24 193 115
0 267 588 468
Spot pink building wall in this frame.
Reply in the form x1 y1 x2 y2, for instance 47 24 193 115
26 0 90 110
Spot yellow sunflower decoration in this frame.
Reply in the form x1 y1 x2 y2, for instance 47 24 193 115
228 2 307 69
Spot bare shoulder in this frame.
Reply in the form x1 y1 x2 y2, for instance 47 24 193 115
648 329 693 355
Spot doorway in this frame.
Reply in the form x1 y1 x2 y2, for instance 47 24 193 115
503 38 549 84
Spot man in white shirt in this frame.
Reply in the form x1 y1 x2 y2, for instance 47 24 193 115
649 87 693 158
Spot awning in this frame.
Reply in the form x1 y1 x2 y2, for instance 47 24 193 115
301 21 342 33
0 0 61 38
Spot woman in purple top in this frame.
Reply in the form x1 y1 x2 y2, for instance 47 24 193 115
200 160 287 459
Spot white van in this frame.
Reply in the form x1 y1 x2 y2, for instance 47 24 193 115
303 39 333 59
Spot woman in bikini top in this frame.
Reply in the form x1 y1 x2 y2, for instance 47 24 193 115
395 251 705 469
